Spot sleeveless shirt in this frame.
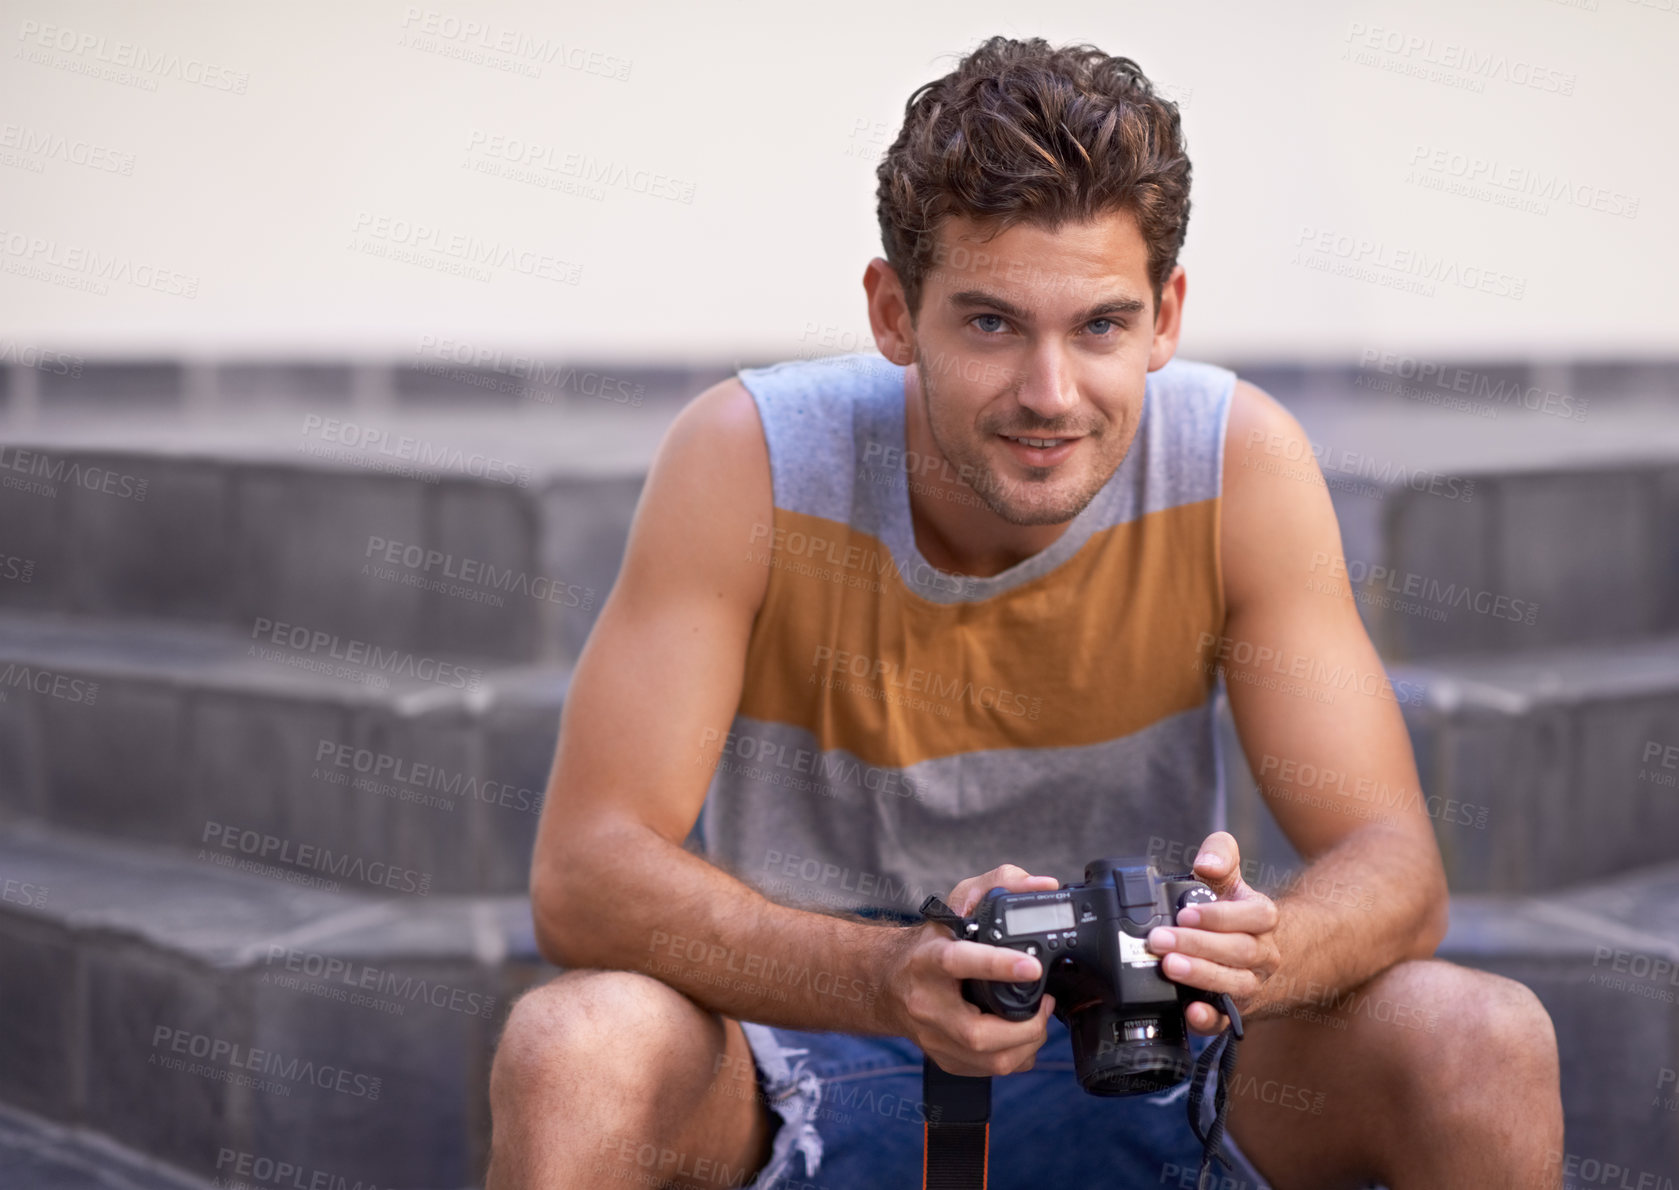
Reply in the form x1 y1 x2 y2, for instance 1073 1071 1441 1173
696 351 1237 917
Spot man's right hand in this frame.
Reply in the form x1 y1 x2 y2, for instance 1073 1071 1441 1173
880 864 1061 1077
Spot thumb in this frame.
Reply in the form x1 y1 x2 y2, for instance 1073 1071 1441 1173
1191 831 1245 898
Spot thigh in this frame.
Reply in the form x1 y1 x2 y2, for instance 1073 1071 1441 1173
657 1014 780 1190
1223 959 1454 1190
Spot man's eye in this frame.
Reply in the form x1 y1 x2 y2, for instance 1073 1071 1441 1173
972 314 1007 334
1088 318 1117 335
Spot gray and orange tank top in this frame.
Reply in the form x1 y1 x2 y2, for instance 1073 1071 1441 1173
696 351 1237 917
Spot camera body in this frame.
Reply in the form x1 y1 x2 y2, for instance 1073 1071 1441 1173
955 856 1221 1095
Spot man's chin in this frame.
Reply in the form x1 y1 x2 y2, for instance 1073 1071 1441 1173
989 505 1083 527
973 479 1092 527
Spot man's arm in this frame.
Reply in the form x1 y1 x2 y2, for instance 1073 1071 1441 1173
527 378 1054 1074
1150 378 1450 1031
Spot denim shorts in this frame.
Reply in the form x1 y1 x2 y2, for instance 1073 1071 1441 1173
737 1012 1276 1190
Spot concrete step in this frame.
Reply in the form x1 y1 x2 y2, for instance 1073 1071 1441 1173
0 608 564 896
1218 637 1679 897
1440 861 1679 1185
1393 635 1679 894
1286 394 1679 661
0 1102 215 1190
0 404 672 664
1348 461 1679 662
0 820 547 1190
2 357 729 416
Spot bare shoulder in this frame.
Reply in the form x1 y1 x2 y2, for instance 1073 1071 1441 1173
1219 377 1344 616
1222 374 1329 500
662 375 764 453
614 375 773 617
1223 377 1311 473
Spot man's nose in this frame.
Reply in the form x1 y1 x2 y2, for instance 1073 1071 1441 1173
1014 348 1078 420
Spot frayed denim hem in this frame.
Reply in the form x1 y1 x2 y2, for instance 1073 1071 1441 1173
737 1021 825 1190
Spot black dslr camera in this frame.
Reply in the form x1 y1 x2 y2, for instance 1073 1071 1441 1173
922 855 1227 1096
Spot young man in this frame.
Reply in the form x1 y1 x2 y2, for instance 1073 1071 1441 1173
486 36 1563 1190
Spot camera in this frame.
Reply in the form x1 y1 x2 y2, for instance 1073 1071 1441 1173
927 856 1224 1096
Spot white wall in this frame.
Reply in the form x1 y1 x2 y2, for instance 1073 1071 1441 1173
0 0 1672 366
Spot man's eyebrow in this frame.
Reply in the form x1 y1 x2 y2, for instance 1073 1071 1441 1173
947 289 1148 323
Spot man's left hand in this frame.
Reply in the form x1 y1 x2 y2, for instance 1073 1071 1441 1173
1146 830 1282 1034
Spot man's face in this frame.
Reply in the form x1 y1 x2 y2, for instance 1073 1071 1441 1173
907 209 1168 526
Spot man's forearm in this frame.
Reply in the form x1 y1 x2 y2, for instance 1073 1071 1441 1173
1250 824 1447 1020
534 816 911 1034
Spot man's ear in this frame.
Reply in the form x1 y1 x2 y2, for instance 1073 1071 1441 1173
863 257 916 366
1147 264 1187 372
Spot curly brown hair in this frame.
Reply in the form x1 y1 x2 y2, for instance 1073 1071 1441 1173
876 35 1192 322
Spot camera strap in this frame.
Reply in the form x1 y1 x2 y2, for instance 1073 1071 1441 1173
1187 994 1245 1190
919 895 992 1189
921 1057 991 1189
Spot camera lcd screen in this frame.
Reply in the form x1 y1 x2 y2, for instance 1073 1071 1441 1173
1005 901 1075 936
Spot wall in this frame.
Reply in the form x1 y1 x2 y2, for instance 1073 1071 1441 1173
0 0 1670 366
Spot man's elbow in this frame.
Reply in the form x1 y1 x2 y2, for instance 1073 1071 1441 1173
1408 856 1451 958
530 855 596 969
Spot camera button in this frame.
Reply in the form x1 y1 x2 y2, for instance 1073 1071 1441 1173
1047 938 1059 950
990 927 1003 940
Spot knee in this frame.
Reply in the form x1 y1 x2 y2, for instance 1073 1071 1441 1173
491 969 707 1103
1460 968 1560 1099
1376 960 1559 1105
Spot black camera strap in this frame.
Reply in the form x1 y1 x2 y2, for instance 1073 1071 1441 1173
1188 994 1245 1190
921 1057 991 1190
919 896 991 1189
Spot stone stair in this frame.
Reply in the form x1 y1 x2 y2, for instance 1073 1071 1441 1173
0 378 669 1188
0 608 565 896
0 820 544 1189
0 1101 214 1190
0 405 664 664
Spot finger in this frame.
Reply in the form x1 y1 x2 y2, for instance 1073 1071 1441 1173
1185 1000 1228 1036
1156 950 1255 998
954 993 1056 1070
936 1035 1046 1079
960 875 1060 917
1147 925 1263 970
946 864 1027 912
1174 895 1278 934
948 866 1060 916
937 939 1045 983
991 994 1056 1073
952 994 1055 1056
1191 831 1244 899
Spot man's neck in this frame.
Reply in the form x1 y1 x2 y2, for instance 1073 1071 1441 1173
901 365 1076 579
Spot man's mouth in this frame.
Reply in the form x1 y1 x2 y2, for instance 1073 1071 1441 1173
998 434 1080 466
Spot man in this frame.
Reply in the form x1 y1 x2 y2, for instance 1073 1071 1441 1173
486 35 1562 1190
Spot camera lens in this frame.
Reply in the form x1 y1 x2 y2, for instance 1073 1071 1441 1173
1068 1005 1192 1096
